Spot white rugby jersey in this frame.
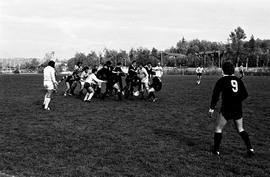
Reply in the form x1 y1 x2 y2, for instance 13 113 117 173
153 66 163 78
85 73 104 84
139 67 149 83
80 71 89 81
196 67 204 73
43 66 56 83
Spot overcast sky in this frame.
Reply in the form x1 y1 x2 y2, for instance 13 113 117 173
0 0 269 59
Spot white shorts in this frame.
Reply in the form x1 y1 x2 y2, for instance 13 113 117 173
80 81 85 88
44 81 54 90
141 80 149 90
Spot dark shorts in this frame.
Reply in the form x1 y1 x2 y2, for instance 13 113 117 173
84 82 92 89
151 77 162 92
65 76 74 85
220 107 243 120
197 73 202 76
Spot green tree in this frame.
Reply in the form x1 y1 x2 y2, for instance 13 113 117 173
176 37 188 54
86 51 99 67
22 58 40 72
103 49 118 65
67 52 87 70
229 27 246 66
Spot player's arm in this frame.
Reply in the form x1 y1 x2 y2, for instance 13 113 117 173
144 68 149 78
51 69 58 88
112 69 120 75
92 74 106 83
58 75 68 83
129 67 137 74
209 80 222 117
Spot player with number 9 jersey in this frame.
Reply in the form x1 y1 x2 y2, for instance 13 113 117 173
210 64 248 120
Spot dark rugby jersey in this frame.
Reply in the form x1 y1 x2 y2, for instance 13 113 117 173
97 67 111 80
113 66 123 74
128 65 137 77
112 66 124 82
145 66 153 75
210 75 248 110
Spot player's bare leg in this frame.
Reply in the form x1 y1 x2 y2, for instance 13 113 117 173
43 90 53 110
113 83 122 100
148 87 156 102
64 82 71 96
197 75 201 85
234 118 254 156
213 113 227 155
84 87 94 102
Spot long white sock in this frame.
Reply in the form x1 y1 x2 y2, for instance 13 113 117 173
87 92 94 101
44 97 51 109
43 94 47 105
84 93 90 101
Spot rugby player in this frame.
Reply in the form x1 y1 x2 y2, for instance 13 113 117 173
112 63 125 90
63 74 74 96
42 60 58 110
239 63 244 79
153 62 163 79
137 63 149 99
145 62 155 81
78 66 90 96
70 61 83 95
83 68 106 102
124 60 139 98
148 76 162 102
195 65 204 85
104 61 114 96
96 64 110 98
209 61 254 157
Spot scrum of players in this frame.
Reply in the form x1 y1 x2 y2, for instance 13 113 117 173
58 60 163 103
43 60 254 157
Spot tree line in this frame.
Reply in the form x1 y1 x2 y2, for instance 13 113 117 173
67 27 270 69
13 26 270 72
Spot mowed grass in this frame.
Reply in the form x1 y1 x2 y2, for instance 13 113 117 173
0 74 269 177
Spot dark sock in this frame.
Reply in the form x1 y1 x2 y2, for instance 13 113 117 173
148 92 153 99
140 92 144 98
214 132 222 152
239 131 252 150
117 92 122 100
96 87 101 97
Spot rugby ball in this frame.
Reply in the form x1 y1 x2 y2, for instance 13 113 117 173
133 91 140 96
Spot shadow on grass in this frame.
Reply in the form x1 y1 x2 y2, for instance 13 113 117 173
153 128 211 151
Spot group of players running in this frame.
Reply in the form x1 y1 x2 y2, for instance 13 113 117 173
61 60 163 102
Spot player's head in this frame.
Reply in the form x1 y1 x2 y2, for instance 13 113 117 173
116 62 122 66
138 63 143 68
222 61 235 75
77 61 82 67
106 61 112 66
48 60 55 68
131 60 136 66
92 68 98 74
147 62 152 67
157 62 161 66
83 66 89 72
102 63 108 69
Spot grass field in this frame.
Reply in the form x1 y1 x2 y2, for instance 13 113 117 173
0 74 269 177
